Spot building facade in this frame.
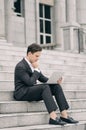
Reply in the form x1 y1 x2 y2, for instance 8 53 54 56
0 0 86 52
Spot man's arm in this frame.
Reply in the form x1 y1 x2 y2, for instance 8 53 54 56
31 62 48 83
15 66 41 86
38 72 48 83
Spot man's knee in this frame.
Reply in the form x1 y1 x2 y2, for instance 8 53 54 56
41 84 50 90
54 84 63 92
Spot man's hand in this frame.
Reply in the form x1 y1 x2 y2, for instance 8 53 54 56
32 62 39 69
57 77 62 84
32 62 40 72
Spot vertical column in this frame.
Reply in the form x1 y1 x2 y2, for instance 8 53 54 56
24 0 36 46
76 0 86 25
76 0 86 52
83 30 86 52
54 0 66 49
0 0 5 39
66 0 76 23
66 0 80 52
5 0 14 43
62 0 81 52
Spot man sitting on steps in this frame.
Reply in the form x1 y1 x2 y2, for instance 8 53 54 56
13 43 79 125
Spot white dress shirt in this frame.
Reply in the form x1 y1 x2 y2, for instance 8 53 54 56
24 57 40 73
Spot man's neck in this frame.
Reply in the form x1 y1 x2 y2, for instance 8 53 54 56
25 56 32 64
25 57 34 72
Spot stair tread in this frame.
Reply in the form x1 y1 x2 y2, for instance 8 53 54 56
0 98 86 103
0 46 86 58
0 44 86 129
0 121 86 130
0 109 86 116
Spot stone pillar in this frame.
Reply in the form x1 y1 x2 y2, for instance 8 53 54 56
83 29 86 52
66 0 76 23
62 0 81 52
0 0 5 39
5 0 14 43
62 23 80 52
76 0 86 52
24 0 36 46
76 0 86 26
54 0 66 49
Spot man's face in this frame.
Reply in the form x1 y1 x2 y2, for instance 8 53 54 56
27 51 41 63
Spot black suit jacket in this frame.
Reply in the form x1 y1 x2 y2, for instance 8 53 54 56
14 58 48 100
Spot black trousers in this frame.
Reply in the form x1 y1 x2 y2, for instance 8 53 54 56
22 84 69 113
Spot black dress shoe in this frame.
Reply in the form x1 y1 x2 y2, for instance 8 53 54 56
60 116 79 124
49 117 66 125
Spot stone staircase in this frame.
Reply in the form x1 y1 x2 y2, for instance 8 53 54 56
0 40 86 130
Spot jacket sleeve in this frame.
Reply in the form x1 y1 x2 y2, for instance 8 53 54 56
15 66 41 86
38 72 49 83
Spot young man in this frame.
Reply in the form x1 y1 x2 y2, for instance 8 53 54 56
14 43 78 125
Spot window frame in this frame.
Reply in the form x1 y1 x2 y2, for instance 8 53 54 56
14 0 25 17
39 3 53 45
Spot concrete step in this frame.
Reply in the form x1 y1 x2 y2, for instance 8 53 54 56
0 49 25 56
0 60 86 72
0 54 23 61
0 81 86 91
63 75 86 82
0 45 86 60
0 44 86 130
0 110 86 129
1 71 86 81
0 90 14 101
0 72 14 80
64 90 86 99
1 58 86 68
44 69 86 76
62 82 86 90
1 64 86 79
0 99 86 114
0 60 18 67
0 89 86 101
0 61 86 78
0 52 86 65
0 121 86 130
0 44 26 50
0 81 14 90
0 65 14 71
0 46 86 71
1 63 86 73
0 40 11 45
0 52 86 68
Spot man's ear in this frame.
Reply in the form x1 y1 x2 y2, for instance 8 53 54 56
27 52 32 56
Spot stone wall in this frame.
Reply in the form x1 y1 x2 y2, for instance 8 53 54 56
0 0 5 39
0 0 86 52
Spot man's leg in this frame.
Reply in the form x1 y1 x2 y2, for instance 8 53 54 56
22 84 57 113
49 84 69 112
22 84 66 125
49 84 79 123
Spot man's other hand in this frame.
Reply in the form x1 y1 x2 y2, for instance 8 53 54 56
57 77 62 84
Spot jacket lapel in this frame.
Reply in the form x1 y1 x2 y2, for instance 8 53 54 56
22 58 33 73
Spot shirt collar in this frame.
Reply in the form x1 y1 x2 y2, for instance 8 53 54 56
24 57 34 72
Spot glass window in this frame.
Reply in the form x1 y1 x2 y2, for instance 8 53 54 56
14 0 21 13
39 4 43 18
39 4 52 45
40 20 44 33
14 0 25 17
46 36 51 43
40 35 43 44
45 5 51 19
45 21 51 34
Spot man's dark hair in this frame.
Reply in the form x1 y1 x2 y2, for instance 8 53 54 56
27 43 42 55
